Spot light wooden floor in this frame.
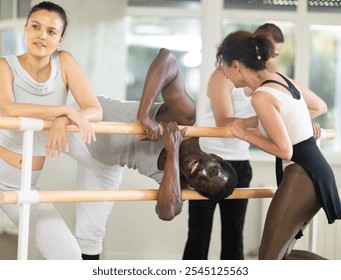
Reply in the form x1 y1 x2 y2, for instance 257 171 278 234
0 233 17 260
0 232 258 260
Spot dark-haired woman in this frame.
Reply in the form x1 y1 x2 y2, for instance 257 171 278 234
183 24 284 260
217 30 341 259
0 1 102 259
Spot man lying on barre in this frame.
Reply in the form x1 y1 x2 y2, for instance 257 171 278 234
46 48 240 260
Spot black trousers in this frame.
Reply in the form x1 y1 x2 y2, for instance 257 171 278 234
183 160 252 260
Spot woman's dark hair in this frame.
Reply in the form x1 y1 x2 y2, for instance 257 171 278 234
216 30 274 71
198 160 238 201
26 1 68 36
254 23 284 44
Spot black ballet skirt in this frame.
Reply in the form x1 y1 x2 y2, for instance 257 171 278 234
276 136 341 224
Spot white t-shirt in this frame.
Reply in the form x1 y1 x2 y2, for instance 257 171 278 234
198 87 256 161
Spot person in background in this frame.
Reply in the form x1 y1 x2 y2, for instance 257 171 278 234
0 1 102 259
182 23 284 260
219 30 340 259
254 23 284 72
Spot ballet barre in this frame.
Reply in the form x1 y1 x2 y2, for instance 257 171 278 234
0 116 336 139
0 187 277 204
0 117 335 259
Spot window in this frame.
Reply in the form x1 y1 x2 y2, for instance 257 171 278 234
0 29 15 55
0 0 31 19
0 0 29 56
17 0 31 18
125 16 201 101
0 0 13 20
309 25 341 150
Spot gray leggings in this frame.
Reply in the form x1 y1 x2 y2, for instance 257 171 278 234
0 158 81 260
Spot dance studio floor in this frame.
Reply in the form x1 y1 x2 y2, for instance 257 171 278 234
0 233 17 260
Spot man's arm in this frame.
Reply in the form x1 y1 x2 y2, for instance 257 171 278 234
155 122 187 221
137 48 195 140
137 49 194 220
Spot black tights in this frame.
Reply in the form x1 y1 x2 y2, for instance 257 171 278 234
259 164 324 259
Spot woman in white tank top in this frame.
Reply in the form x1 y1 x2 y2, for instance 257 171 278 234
0 2 102 260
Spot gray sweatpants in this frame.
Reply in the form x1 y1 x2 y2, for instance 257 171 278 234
0 158 82 260
67 133 124 255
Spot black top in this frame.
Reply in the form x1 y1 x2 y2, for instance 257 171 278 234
260 72 301 100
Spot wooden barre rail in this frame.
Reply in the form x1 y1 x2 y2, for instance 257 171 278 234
0 117 336 139
0 188 277 204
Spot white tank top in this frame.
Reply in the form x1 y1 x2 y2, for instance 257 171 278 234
256 86 313 144
256 85 313 169
0 51 68 156
198 87 256 160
